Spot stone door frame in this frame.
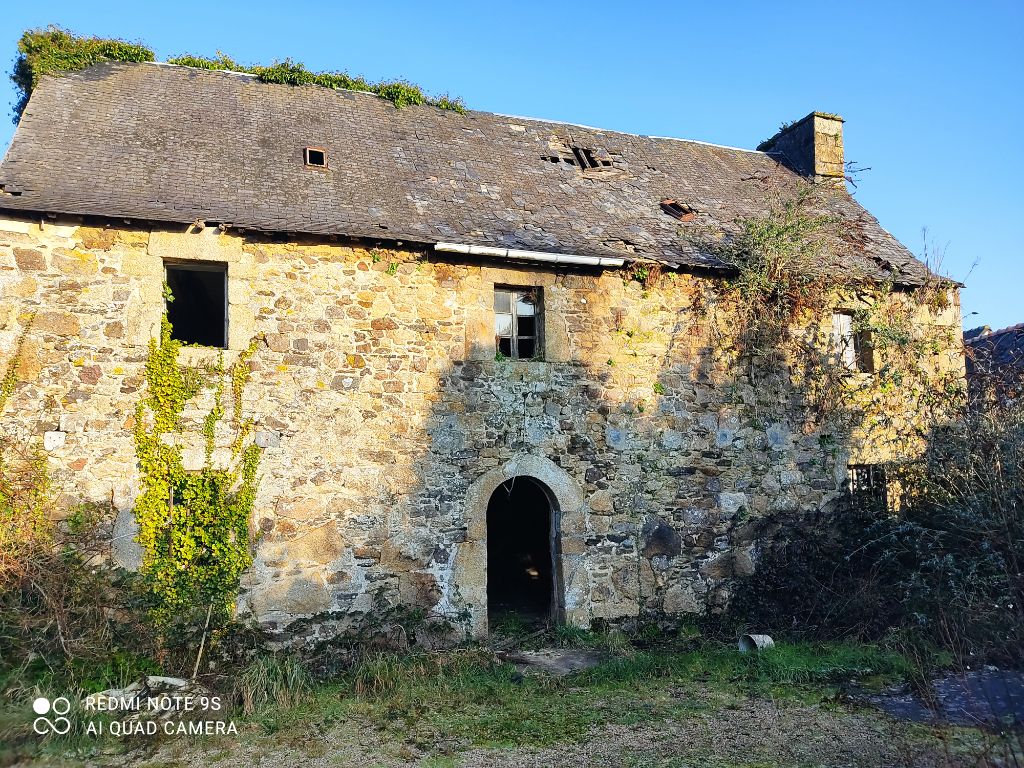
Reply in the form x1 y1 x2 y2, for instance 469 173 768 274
459 455 584 637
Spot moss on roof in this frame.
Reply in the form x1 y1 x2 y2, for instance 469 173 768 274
10 26 465 122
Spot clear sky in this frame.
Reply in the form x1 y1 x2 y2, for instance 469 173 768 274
1 2 1021 331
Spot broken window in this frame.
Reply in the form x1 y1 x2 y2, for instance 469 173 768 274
304 147 327 167
660 199 696 222
165 262 228 348
831 312 874 373
495 287 542 360
847 464 888 507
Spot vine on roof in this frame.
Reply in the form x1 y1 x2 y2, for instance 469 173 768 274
11 26 465 122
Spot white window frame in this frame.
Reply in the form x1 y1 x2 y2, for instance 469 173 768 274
494 287 542 360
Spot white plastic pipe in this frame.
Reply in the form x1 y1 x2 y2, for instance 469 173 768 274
738 634 775 653
434 242 625 268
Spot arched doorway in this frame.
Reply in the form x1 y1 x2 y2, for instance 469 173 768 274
486 476 556 625
461 455 583 637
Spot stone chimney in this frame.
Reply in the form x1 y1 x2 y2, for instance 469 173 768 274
757 112 845 185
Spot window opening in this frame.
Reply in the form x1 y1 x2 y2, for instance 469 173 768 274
847 464 888 507
832 311 874 372
165 262 228 348
304 147 327 167
495 287 542 360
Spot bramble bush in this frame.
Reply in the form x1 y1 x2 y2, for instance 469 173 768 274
1 321 156 710
690 194 1019 664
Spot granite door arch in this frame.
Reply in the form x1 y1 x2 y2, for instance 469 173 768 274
486 476 559 625
460 455 585 637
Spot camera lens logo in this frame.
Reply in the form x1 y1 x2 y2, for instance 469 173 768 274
32 697 72 735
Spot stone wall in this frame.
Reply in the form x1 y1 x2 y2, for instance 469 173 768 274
0 213 965 640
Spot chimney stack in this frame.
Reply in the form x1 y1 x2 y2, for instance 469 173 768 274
757 112 845 185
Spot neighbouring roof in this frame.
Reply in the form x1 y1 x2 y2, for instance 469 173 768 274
0 61 931 283
965 323 1024 374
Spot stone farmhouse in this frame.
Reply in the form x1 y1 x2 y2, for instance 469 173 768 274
0 62 963 641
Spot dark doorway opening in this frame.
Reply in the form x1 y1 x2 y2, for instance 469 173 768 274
487 477 555 627
165 262 227 348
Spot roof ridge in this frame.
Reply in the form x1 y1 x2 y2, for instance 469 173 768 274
136 61 765 154
488 109 765 154
148 60 257 80
981 323 1024 338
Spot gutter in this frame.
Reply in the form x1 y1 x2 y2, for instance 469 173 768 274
434 242 625 268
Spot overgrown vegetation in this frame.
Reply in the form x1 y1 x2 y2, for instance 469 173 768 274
11 26 465 122
681 192 846 433
133 316 262 631
234 653 312 715
0 320 159 762
686 187 963 447
0 317 48 582
728 362 1024 666
194 638 1002 767
680 189 1020 668
10 26 154 119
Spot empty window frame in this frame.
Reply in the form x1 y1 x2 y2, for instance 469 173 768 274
847 464 888 507
304 147 327 167
831 312 874 372
164 262 228 348
494 287 542 360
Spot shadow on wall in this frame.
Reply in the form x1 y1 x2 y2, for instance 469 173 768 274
230 243 915 647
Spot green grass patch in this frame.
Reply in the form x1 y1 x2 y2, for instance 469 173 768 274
244 640 914 752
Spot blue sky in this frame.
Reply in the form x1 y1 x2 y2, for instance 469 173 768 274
2 2 1021 331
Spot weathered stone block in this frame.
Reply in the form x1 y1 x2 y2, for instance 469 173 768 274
53 248 98 275
33 310 80 336
148 228 242 263
663 582 702 614
640 518 682 558
718 492 747 516
13 247 45 270
588 489 614 515
255 430 281 448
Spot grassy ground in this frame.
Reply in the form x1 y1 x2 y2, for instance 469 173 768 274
6 637 1021 767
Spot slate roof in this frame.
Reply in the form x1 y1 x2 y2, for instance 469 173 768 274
0 61 931 283
965 324 1024 375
